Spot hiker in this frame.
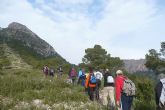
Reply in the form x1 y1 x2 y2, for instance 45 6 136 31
155 73 165 110
77 68 86 86
69 66 77 85
43 65 49 77
57 65 63 77
49 67 55 77
102 69 115 109
94 68 103 101
85 67 97 101
85 72 90 94
115 70 134 110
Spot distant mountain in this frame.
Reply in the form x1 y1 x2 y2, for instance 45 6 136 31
123 59 148 73
0 22 58 57
0 22 68 69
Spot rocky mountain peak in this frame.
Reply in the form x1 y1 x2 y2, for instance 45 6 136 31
8 22 30 31
0 22 60 58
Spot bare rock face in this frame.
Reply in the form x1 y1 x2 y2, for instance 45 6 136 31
0 27 2 30
0 22 59 57
123 59 148 73
8 22 30 32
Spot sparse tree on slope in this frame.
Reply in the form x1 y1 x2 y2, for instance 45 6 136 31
82 44 123 70
145 42 165 74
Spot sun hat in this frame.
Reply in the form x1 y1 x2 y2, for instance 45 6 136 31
116 70 123 75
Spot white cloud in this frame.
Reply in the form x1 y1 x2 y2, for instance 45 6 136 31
0 0 164 64
96 0 157 37
53 0 93 5
35 0 45 4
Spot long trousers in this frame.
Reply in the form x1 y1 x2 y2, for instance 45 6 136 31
121 93 133 110
88 87 96 101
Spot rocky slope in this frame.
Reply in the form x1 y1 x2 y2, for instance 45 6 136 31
123 59 148 73
0 22 59 57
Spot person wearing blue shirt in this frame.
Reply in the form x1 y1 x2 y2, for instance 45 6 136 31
77 68 86 86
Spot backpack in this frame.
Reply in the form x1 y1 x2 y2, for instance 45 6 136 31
90 74 97 84
59 67 63 72
159 78 165 106
122 78 136 96
80 72 86 79
50 68 54 73
43 66 48 73
107 76 114 83
70 68 76 77
95 72 101 80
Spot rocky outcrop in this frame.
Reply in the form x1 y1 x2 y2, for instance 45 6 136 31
123 59 148 73
8 22 31 32
0 22 59 57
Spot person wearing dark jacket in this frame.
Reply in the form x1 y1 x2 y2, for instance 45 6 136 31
49 67 55 77
155 73 165 110
102 69 115 108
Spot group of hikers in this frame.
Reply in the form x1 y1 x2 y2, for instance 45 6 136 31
68 66 135 110
42 65 63 77
42 65 165 110
68 66 165 110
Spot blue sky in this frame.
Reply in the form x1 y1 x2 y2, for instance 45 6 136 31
0 0 165 64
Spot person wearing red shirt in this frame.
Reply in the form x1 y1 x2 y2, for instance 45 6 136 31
115 70 133 110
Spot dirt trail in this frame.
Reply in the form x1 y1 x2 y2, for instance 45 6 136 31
2 43 32 69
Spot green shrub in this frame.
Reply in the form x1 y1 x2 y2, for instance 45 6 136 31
129 74 156 110
0 69 90 108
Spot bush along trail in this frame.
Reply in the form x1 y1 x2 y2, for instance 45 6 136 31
0 66 158 110
0 45 157 110
0 69 104 110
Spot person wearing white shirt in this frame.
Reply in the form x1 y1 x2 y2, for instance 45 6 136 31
94 69 103 101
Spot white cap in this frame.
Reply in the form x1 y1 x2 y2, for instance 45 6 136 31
116 70 123 75
106 69 109 72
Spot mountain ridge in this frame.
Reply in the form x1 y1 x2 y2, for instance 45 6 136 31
8 22 32 33
123 59 148 73
0 22 68 69
0 22 59 57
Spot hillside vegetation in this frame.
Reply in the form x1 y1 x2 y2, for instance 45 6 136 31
0 43 103 109
1 44 32 69
0 44 10 69
0 69 157 110
0 43 157 110
0 69 103 110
